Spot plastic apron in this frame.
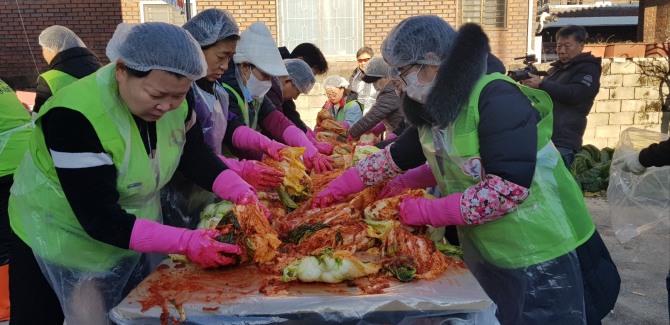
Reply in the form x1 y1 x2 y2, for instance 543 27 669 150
8 64 186 324
417 73 592 323
161 83 228 229
192 82 229 155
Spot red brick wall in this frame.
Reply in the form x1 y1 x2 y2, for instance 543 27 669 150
639 0 670 43
0 0 122 88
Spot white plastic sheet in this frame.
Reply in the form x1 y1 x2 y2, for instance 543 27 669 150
607 127 670 243
109 260 498 325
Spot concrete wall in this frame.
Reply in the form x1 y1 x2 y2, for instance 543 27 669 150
296 57 670 149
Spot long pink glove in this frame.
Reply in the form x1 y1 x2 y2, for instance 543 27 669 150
220 156 285 191
378 164 437 199
398 193 465 227
232 126 286 161
369 122 386 136
304 128 332 155
385 133 398 141
311 168 365 208
212 170 272 219
283 125 333 174
130 218 242 268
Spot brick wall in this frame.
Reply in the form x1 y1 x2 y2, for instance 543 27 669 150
639 0 670 43
0 0 122 89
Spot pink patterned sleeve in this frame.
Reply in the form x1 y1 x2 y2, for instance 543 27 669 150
460 174 530 225
354 146 403 185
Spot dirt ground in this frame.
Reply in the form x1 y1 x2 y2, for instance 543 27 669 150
586 197 670 325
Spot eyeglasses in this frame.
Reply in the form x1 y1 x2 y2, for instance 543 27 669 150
357 57 371 63
395 64 421 85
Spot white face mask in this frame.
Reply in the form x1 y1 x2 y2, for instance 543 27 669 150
246 70 272 100
404 69 435 104
372 80 384 92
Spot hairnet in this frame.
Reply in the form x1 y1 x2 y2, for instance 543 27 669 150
233 22 288 77
323 75 349 89
182 9 239 47
363 57 391 78
284 59 315 94
38 25 86 52
106 22 206 81
381 15 458 68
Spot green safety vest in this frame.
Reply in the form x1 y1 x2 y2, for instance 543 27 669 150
40 69 78 94
418 73 594 269
9 64 187 271
331 100 363 122
220 82 260 130
0 79 33 177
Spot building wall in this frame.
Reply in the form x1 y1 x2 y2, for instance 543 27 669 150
0 0 122 88
640 0 670 43
295 58 670 145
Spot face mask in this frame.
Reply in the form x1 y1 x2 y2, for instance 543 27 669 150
246 72 272 100
404 70 434 104
372 80 384 92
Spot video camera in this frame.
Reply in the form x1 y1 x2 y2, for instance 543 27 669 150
507 54 547 82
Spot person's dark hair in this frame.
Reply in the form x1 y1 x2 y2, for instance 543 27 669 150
290 43 328 75
201 34 240 51
125 66 185 79
556 25 587 43
356 46 374 58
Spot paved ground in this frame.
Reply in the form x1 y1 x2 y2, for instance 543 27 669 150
587 197 670 325
1 197 667 325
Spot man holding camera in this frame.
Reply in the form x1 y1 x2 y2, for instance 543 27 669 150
522 25 601 168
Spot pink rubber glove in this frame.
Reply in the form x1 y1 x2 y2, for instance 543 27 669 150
346 133 355 142
378 164 437 199
311 168 365 208
385 133 398 141
398 193 465 227
283 125 333 174
313 142 334 155
212 169 255 203
369 122 386 136
129 218 242 268
220 156 285 191
232 126 286 161
338 121 350 129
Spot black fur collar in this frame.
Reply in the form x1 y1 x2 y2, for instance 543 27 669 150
403 23 491 128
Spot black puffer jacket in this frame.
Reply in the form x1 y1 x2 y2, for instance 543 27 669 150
33 47 101 113
390 54 539 189
540 53 601 151
349 82 404 138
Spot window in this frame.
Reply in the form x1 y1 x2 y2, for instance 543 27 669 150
463 0 507 29
140 1 196 25
278 0 363 58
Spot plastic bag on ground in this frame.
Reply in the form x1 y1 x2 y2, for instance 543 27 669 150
607 127 670 243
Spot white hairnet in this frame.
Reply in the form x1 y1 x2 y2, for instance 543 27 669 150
39 25 86 52
363 57 391 78
182 9 239 47
284 59 315 94
323 75 349 89
381 15 458 68
106 22 207 81
233 22 288 77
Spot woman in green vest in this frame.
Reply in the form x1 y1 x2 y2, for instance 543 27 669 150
0 78 34 321
312 16 619 324
8 22 261 324
321 75 363 128
34 25 101 113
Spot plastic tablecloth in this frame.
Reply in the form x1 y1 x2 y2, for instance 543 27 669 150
110 259 498 325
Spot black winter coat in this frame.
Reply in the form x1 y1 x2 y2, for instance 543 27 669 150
639 139 670 167
540 53 602 151
33 47 101 113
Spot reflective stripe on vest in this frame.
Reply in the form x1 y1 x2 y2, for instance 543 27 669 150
418 73 594 268
41 70 78 94
9 64 187 271
0 79 33 177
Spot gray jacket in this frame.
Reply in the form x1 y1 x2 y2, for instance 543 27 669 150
348 82 404 138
